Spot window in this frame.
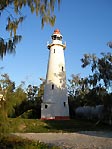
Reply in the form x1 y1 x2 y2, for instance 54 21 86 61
52 35 57 40
45 105 48 109
62 66 64 71
52 35 62 41
52 84 54 90
57 37 60 40
60 80 62 83
64 102 66 107
57 36 62 40
54 49 55 53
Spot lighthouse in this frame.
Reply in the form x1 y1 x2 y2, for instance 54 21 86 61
41 29 69 120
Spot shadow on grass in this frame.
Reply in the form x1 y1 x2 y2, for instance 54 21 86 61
1 118 112 135
42 119 112 133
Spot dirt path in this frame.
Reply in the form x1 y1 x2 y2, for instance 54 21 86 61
14 132 112 149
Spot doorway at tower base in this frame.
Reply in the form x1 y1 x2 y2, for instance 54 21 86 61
41 116 69 120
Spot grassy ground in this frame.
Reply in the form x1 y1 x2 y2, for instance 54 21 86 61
0 118 112 148
5 118 112 133
0 135 60 149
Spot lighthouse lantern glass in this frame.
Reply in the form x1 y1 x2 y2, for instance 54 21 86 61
51 35 62 41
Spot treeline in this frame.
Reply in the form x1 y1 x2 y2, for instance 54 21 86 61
0 74 44 120
0 52 112 123
68 52 112 123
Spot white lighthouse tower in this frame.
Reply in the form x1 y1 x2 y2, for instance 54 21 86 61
41 29 69 120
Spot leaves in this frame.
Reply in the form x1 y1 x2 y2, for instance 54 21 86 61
68 52 112 110
6 16 25 37
81 52 112 90
107 41 112 48
11 0 59 28
0 35 22 59
0 0 60 58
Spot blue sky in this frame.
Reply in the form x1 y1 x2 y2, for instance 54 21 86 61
0 0 112 88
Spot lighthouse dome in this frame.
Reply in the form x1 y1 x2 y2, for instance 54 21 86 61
53 29 61 34
51 29 62 41
47 29 66 50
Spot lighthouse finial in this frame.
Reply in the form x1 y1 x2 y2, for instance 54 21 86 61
54 29 60 34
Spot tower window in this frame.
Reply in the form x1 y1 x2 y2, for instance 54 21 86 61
62 66 64 71
52 84 54 90
45 105 48 109
57 37 60 40
60 80 62 83
54 49 55 53
64 102 66 107
51 35 62 41
52 35 57 40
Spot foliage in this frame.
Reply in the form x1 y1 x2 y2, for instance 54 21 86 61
68 52 112 120
27 84 38 100
0 74 27 134
14 98 41 119
0 73 15 118
68 52 112 98
81 52 112 90
14 83 43 118
37 78 45 98
0 74 44 119
0 74 27 118
107 41 112 48
0 0 61 58
68 74 90 98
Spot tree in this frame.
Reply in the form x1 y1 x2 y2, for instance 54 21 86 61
26 84 38 100
68 74 90 97
0 73 16 133
37 78 45 98
0 73 15 116
14 81 45 119
0 0 61 58
79 51 112 122
68 74 91 117
81 52 112 91
68 50 112 119
107 41 112 48
0 74 27 118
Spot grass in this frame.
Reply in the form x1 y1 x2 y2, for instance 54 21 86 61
3 118 112 133
0 135 60 149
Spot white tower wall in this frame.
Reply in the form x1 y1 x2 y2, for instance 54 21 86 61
41 29 69 120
